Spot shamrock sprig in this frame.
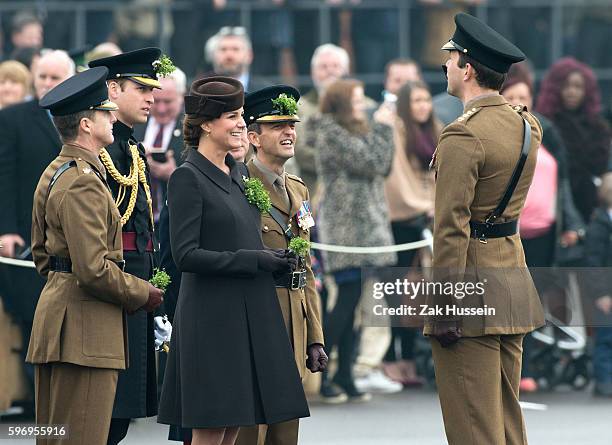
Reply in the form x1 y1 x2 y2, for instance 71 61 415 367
272 93 298 116
243 176 272 213
152 54 176 78
150 268 171 291
288 237 310 258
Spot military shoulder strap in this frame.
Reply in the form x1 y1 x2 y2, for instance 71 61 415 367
485 116 531 225
42 160 110 246
42 160 76 247
268 206 296 241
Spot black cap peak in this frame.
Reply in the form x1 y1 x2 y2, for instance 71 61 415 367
442 13 525 73
244 85 301 124
88 47 162 88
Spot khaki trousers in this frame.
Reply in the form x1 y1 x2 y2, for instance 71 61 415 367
235 419 299 445
431 334 527 445
34 362 118 445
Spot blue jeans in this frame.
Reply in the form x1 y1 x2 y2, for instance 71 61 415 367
594 327 612 384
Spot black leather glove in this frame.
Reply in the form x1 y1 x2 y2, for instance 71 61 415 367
287 256 298 271
432 320 462 348
306 344 328 373
264 247 287 257
286 250 299 271
255 250 292 273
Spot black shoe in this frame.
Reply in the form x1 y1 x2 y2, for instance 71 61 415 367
332 378 372 403
319 381 348 404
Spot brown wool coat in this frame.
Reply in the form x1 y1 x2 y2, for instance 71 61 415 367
247 160 325 378
26 145 149 369
424 95 546 337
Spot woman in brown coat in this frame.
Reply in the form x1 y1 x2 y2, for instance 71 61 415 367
382 80 441 386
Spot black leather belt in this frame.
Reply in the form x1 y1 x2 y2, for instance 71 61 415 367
275 270 307 290
469 220 518 243
49 255 126 273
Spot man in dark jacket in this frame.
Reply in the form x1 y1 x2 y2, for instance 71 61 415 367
584 172 612 397
88 47 173 445
206 26 269 93
0 49 74 405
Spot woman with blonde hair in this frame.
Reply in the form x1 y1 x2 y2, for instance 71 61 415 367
0 60 31 108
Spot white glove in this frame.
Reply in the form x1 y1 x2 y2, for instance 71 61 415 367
154 314 172 352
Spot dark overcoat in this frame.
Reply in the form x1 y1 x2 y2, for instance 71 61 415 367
105 120 157 419
157 149 309 428
0 99 60 322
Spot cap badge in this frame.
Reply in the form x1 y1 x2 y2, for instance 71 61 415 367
152 54 176 78
271 93 298 116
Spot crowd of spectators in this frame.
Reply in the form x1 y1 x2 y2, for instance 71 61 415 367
1 0 612 417
3 1 612 101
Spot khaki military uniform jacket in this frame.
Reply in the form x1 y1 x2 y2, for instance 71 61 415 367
26 144 149 369
424 95 546 337
247 160 325 377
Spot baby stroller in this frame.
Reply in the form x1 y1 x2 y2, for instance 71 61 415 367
525 270 591 390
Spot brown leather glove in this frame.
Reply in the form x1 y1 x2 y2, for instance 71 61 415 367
306 344 328 373
142 283 164 312
432 320 462 348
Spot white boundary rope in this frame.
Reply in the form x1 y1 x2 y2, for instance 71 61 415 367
0 257 36 269
310 238 432 254
311 228 433 254
0 229 434 268
519 402 548 411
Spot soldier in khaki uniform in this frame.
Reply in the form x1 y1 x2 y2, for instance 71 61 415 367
26 67 164 445
424 14 546 445
237 85 327 445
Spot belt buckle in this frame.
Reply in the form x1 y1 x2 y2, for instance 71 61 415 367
471 226 487 244
291 271 306 290
478 232 488 244
478 219 494 244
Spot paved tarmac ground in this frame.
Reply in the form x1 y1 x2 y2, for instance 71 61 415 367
106 388 612 445
2 389 610 444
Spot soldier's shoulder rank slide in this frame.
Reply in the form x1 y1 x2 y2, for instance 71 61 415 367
287 173 305 185
456 106 482 123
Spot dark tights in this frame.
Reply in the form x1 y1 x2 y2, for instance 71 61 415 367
323 278 363 384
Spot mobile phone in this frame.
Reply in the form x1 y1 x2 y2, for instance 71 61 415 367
150 150 168 163
383 91 397 103
15 245 32 260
